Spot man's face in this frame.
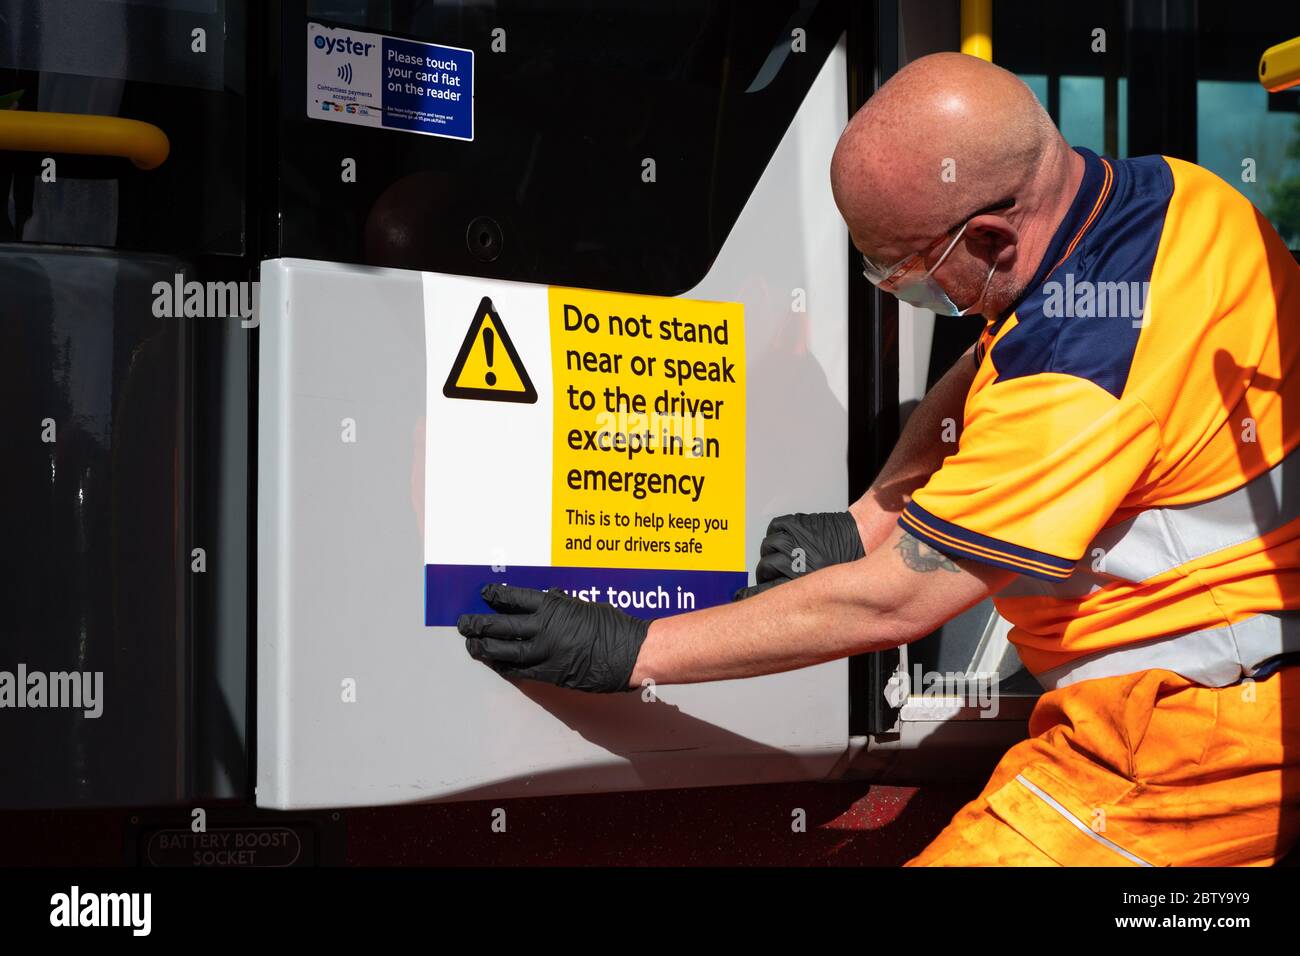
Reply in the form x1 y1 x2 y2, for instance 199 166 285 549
853 223 958 294
849 205 1020 319
854 217 986 314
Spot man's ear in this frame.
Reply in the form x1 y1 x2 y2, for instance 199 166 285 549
966 214 1019 267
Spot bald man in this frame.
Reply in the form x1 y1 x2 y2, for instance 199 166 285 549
460 53 1300 866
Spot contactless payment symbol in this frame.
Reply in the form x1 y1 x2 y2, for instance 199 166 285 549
443 296 538 403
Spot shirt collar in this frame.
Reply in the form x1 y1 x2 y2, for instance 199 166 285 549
994 146 1112 325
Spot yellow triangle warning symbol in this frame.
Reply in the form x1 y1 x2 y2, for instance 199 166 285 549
442 296 538 404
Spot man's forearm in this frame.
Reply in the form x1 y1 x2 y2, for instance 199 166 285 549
629 560 905 686
624 348 987 689
849 345 978 550
628 525 1005 687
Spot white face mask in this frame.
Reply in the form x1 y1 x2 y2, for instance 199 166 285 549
891 219 997 317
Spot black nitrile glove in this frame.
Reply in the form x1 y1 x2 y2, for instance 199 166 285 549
733 511 865 601
458 583 650 692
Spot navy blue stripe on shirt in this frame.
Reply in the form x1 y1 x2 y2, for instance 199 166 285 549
899 501 1076 580
989 151 1174 399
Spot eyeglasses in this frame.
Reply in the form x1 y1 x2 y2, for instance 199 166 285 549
860 197 1016 288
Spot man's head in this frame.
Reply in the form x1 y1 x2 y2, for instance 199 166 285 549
830 52 1078 320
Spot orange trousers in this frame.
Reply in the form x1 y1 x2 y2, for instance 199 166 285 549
906 665 1300 866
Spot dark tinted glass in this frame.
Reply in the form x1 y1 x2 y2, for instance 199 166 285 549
0 0 247 254
274 0 847 294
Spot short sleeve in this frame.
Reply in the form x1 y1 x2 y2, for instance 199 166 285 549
899 372 1161 581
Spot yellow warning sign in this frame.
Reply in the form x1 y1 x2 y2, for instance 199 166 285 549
442 296 538 403
548 286 745 572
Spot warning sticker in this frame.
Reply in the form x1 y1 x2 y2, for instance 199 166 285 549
443 297 537 403
423 274 746 624
306 21 473 142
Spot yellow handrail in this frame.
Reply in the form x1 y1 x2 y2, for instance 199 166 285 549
0 110 169 170
1259 36 1300 92
961 0 993 62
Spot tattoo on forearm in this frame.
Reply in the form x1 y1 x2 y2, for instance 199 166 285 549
895 532 960 573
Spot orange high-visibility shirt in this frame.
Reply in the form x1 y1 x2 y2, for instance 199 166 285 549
900 146 1300 680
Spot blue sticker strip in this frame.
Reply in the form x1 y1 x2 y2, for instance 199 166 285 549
426 564 749 626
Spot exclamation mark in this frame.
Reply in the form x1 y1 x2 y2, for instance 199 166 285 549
483 325 496 386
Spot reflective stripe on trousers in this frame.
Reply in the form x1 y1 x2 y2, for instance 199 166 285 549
1012 774 1154 866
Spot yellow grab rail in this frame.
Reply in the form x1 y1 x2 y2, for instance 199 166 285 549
0 110 169 170
961 0 993 62
1259 36 1300 92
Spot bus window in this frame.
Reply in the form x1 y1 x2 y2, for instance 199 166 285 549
995 0 1300 250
